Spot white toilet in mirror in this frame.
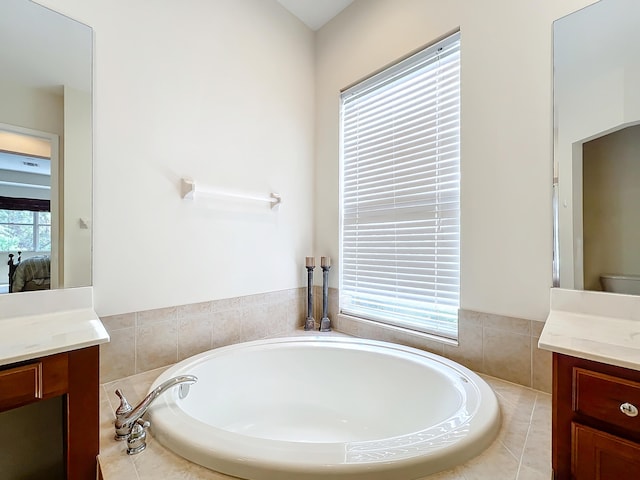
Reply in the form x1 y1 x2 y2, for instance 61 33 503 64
600 274 640 295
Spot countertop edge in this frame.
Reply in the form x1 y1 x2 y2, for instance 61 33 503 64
538 310 640 371
0 307 109 367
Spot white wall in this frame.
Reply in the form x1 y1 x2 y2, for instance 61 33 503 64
315 0 596 321
0 79 63 136
40 0 315 316
30 0 603 321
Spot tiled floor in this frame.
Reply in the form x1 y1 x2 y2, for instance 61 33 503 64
99 367 551 480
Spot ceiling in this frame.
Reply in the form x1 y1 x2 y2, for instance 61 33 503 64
276 0 353 30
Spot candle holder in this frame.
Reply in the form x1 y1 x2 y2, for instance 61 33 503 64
304 259 315 331
320 264 331 332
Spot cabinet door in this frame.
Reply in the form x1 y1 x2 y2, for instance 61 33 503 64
572 423 640 479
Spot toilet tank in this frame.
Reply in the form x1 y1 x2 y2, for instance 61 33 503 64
600 274 640 295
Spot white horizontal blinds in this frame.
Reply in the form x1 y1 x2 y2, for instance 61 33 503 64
340 33 460 339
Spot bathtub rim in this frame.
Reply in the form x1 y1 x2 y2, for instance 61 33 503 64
148 335 501 480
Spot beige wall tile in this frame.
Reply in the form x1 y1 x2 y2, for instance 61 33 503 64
212 309 242 348
532 345 552 393
333 314 361 336
136 321 177 373
100 313 135 332
100 327 135 383
530 319 545 338
104 367 170 409
178 316 213 361
483 328 532 387
241 304 268 341
241 292 270 308
177 301 212 319
137 306 177 326
458 308 486 327
286 288 305 331
477 310 531 335
388 328 446 357
333 314 448 356
444 312 483 372
328 287 339 318
101 291 546 394
265 300 288 336
211 296 242 312
313 284 323 321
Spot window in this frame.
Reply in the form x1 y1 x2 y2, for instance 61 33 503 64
340 32 460 339
0 209 51 252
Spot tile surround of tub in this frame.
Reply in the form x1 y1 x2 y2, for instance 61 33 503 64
99 288 307 383
99 366 552 480
331 292 551 393
101 286 551 392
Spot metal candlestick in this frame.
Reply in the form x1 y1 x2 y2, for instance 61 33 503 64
320 264 331 332
304 265 316 331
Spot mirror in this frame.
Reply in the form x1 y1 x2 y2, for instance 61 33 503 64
554 0 640 295
0 0 92 294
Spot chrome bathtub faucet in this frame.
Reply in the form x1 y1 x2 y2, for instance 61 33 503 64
113 374 197 454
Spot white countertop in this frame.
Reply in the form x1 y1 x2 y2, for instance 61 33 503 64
0 287 109 366
538 288 640 371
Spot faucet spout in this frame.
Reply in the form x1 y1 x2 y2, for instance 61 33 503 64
114 374 197 441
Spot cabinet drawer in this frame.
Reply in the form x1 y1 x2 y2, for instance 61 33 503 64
0 362 42 410
573 367 640 432
572 422 640 480
0 353 68 412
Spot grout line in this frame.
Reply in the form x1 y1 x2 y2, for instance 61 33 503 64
515 392 539 479
133 312 138 375
101 384 114 413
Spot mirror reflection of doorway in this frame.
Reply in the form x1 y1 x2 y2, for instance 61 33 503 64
582 123 640 294
0 124 59 294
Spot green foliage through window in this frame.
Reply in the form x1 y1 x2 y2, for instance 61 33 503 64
0 209 51 252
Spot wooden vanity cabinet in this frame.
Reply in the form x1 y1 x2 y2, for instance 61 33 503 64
0 346 100 480
553 353 640 479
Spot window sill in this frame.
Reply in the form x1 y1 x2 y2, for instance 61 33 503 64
336 313 459 347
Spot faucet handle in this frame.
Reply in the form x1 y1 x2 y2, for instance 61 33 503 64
114 389 134 441
115 389 133 416
126 419 150 455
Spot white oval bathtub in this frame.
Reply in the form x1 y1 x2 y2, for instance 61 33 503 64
147 336 500 480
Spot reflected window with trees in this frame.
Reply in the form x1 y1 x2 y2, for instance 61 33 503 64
0 210 51 252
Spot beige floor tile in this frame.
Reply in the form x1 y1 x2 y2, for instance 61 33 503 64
458 440 521 480
520 396 552 477
516 463 551 480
